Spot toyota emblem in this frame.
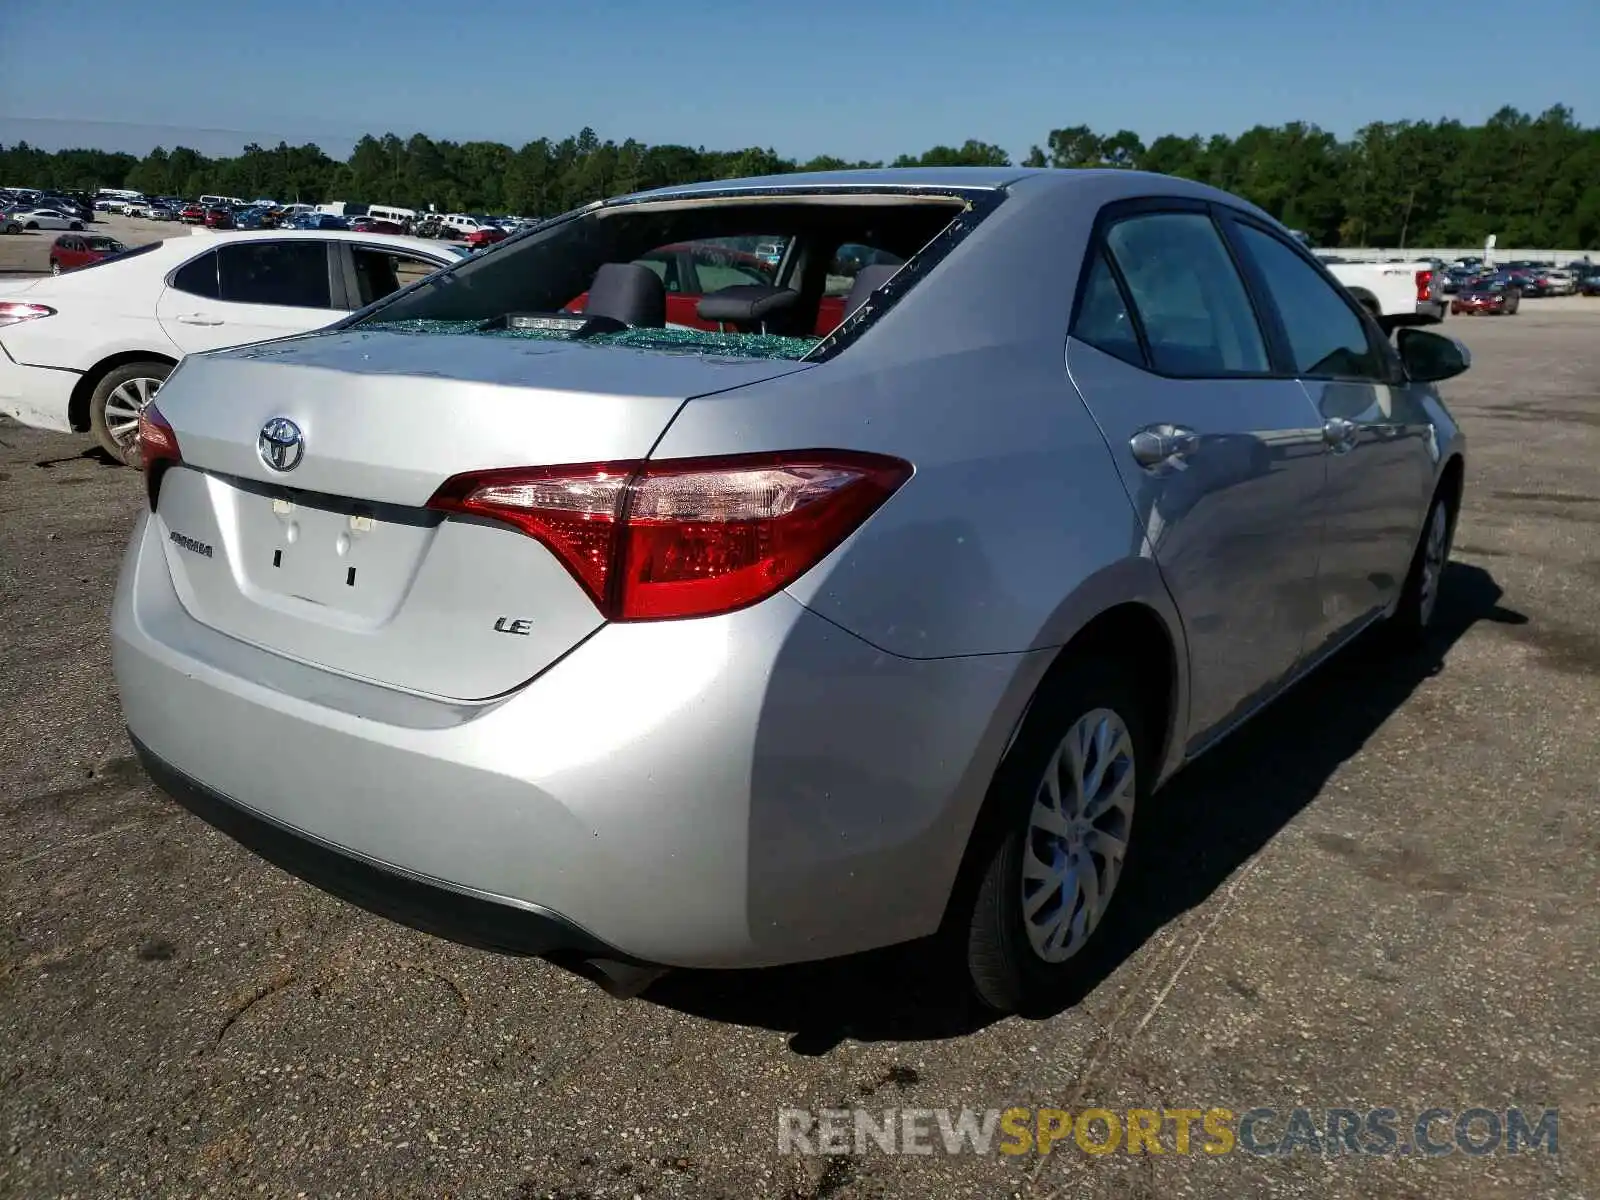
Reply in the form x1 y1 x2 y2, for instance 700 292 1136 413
257 417 305 472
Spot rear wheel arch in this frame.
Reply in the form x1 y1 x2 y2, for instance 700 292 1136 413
942 601 1181 910
1346 287 1381 318
1032 602 1179 780
940 601 1183 1010
69 350 178 432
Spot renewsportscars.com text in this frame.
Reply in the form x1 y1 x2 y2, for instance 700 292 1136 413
778 1105 1559 1158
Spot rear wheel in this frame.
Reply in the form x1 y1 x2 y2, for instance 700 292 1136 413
89 360 172 466
960 658 1147 1013
50 259 61 275
69 221 83 231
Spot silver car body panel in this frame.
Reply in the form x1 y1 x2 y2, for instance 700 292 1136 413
115 510 1053 966
112 167 1466 969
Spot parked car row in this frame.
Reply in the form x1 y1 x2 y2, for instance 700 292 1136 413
1 190 89 232
1439 258 1597 298
1434 258 1600 314
2 188 94 225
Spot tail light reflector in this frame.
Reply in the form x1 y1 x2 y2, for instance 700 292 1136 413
1415 269 1433 302
427 450 912 621
136 403 182 507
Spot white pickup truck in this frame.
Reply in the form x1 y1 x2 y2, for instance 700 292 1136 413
1289 231 1447 331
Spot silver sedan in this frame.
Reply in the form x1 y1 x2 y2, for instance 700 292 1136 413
110 167 1468 1012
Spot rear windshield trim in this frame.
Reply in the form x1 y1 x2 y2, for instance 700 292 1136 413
800 187 1005 363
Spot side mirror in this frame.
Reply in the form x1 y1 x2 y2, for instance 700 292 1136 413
1396 327 1471 383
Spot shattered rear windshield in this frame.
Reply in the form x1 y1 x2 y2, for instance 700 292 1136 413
346 189 996 362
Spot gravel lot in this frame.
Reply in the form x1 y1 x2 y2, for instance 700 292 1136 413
1 303 1597 1198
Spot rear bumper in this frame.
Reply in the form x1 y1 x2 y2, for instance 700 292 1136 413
0 344 77 432
113 510 1042 969
131 731 632 962
1415 299 1447 323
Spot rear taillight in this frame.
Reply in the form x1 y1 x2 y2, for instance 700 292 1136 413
136 403 182 507
428 450 912 621
1415 270 1433 302
0 301 55 328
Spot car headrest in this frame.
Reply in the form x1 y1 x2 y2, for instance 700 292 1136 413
696 284 800 325
585 262 666 328
842 263 901 320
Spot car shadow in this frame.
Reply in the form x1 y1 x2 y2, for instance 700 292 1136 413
33 446 121 469
640 562 1527 1052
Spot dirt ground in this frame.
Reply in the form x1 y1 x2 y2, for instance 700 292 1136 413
0 303 1596 1198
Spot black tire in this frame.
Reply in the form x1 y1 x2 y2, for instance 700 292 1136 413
88 360 173 466
25 221 38 230
958 657 1150 1014
1386 489 1454 646
69 221 83 231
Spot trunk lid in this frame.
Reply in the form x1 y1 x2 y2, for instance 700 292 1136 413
151 329 811 699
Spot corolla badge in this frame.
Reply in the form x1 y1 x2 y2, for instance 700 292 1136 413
257 417 305 472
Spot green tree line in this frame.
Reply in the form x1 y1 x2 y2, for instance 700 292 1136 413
4 104 1597 247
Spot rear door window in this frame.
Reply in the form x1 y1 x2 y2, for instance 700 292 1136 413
170 249 220 299
1072 248 1144 367
1103 211 1270 377
351 247 445 306
217 241 333 309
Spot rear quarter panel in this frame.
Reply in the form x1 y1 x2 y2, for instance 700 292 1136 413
2 269 183 372
649 174 1186 666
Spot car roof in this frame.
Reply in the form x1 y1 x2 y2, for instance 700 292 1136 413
610 167 1274 221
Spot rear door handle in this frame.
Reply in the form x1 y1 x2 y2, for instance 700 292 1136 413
175 313 224 326
1130 424 1200 468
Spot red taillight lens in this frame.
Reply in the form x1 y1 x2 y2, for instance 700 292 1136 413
426 463 632 602
136 404 182 505
1415 269 1433 302
427 451 912 621
619 453 912 620
0 301 55 328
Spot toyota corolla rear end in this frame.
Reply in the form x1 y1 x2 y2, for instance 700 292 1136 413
110 176 1043 985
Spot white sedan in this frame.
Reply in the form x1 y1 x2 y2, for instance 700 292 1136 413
0 230 464 464
11 208 86 231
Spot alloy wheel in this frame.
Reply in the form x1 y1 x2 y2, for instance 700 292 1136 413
1021 707 1136 963
102 376 162 454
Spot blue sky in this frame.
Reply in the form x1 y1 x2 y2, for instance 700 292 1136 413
2 0 1596 162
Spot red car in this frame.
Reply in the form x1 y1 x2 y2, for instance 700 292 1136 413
49 233 128 274
464 226 508 249
203 207 235 230
1450 279 1520 316
351 217 406 235
179 204 206 224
